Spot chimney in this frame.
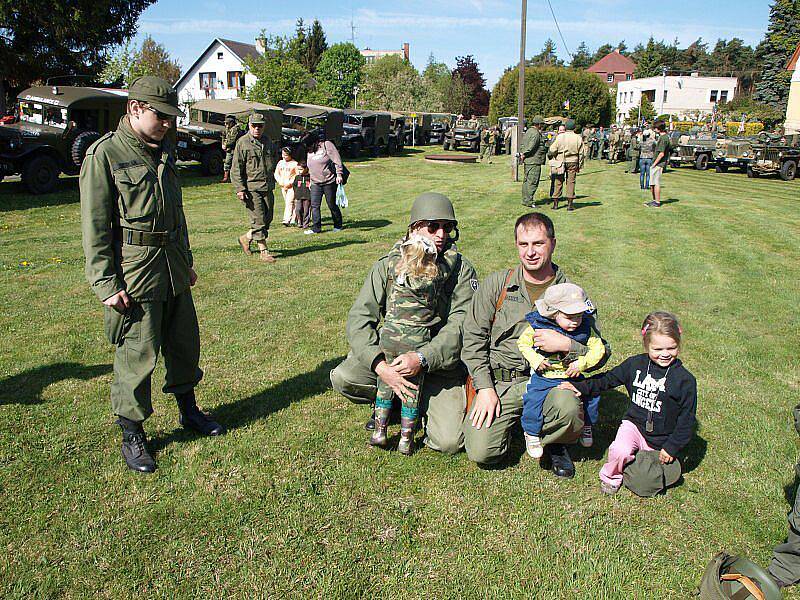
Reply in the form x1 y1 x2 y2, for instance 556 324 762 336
403 42 410 61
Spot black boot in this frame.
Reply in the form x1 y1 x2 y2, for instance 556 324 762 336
116 416 156 473
364 402 376 431
176 390 225 436
545 443 575 479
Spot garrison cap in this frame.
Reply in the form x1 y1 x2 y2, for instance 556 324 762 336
622 450 681 497
535 283 592 318
128 76 183 117
249 112 266 125
565 119 576 131
532 115 545 125
225 114 237 122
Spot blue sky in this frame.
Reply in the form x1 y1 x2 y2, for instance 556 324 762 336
136 0 770 87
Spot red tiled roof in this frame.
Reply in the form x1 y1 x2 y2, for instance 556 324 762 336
788 43 800 71
588 50 637 74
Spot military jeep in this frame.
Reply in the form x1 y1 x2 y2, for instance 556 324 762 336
713 137 755 173
428 114 455 145
176 98 282 176
443 119 483 152
0 86 127 194
749 133 800 180
282 103 344 148
401 112 433 146
341 109 393 157
669 134 719 170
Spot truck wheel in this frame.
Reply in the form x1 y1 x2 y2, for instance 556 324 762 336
746 165 758 178
387 138 398 155
715 164 728 173
200 148 224 176
695 154 709 170
22 155 61 194
780 160 797 181
348 141 361 159
70 130 101 168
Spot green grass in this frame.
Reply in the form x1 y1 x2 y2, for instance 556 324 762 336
1 150 799 598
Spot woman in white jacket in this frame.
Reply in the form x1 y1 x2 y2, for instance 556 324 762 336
274 147 300 226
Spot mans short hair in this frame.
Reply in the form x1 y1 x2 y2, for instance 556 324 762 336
654 120 667 132
514 212 555 239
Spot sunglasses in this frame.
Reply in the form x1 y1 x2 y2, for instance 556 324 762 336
144 105 173 121
418 220 455 234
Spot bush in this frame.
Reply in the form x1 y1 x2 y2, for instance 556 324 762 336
668 120 764 136
488 66 612 128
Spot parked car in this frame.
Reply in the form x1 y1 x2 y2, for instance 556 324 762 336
443 118 484 152
670 134 720 170
341 109 393 157
402 112 433 145
0 85 127 193
428 114 455 144
714 137 756 172
282 103 344 147
749 132 799 180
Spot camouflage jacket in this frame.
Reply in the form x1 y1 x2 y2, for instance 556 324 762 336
222 124 241 152
345 240 478 374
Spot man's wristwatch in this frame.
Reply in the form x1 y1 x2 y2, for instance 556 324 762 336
416 352 428 369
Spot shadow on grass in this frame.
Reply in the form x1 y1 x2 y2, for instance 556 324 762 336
274 239 367 258
345 218 392 230
660 198 680 205
0 362 112 405
784 474 799 509
149 357 343 453
0 178 79 211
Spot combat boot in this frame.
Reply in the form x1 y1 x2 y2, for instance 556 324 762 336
116 416 156 473
369 406 391 447
567 199 575 211
176 390 225 436
397 415 417 456
551 198 559 210
221 170 230 183
364 402 376 431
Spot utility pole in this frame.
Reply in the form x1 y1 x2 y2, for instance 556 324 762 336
660 65 667 116
514 0 527 182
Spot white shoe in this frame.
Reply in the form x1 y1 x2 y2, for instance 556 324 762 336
580 425 593 447
332 227 343 232
524 433 544 459
303 229 317 235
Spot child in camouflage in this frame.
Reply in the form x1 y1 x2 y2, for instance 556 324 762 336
370 234 443 455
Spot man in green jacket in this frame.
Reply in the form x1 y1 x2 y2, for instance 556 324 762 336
519 115 547 207
231 112 280 263
221 114 240 183
769 403 800 588
330 193 478 454
461 211 610 476
80 76 223 474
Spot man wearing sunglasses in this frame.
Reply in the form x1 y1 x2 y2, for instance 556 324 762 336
331 192 478 454
80 76 224 474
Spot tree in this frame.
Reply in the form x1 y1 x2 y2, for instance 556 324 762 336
453 55 490 116
315 43 365 109
306 19 328 73
442 74 472 116
570 42 593 69
359 54 420 111
488 66 612 127
0 0 156 113
245 35 317 105
624 96 655 126
529 39 564 67
288 18 308 66
753 0 800 109
633 38 663 78
591 44 614 65
103 36 181 86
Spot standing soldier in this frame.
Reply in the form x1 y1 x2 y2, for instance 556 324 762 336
589 127 600 159
221 114 240 183
479 126 490 163
607 125 621 164
487 126 498 164
627 129 641 174
231 113 280 263
547 119 584 211
80 76 224 474
596 126 607 160
519 115 546 207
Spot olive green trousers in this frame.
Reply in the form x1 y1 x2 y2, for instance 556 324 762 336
770 467 800 586
105 292 202 422
522 164 542 206
330 352 466 454
244 190 274 241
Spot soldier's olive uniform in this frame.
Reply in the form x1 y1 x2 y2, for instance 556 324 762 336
770 404 800 587
608 130 622 163
461 265 610 465
330 241 478 455
479 129 490 162
629 135 641 173
487 129 497 163
222 122 241 172
231 131 279 242
80 116 201 422
519 126 546 207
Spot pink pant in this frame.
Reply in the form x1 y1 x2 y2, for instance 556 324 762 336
599 420 653 488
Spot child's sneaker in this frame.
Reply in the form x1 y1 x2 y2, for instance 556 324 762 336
600 481 620 495
524 433 544 459
580 425 593 447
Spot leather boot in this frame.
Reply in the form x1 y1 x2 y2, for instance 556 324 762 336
221 170 230 183
567 198 574 211
551 198 559 210
397 415 417 456
176 390 225 436
116 416 156 473
369 406 391 447
364 402 376 431
545 443 575 479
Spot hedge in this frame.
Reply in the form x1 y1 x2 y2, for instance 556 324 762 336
668 121 765 136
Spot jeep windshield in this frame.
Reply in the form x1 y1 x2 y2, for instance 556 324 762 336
19 101 68 129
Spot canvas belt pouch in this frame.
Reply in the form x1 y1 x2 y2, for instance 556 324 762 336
120 227 181 246
491 367 531 382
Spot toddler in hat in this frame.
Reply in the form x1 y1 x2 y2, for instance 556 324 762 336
517 283 605 459
559 311 697 495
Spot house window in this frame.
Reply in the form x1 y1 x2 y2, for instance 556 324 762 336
607 74 614 83
227 71 243 91
710 90 718 102
663 90 668 103
199 72 216 89
720 90 728 103
626 74 632 80
217 52 224 60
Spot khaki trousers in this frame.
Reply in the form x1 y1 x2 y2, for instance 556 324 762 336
243 189 274 241
552 162 580 199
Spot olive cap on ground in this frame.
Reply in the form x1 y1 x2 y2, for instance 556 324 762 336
622 450 681 497
128 76 183 117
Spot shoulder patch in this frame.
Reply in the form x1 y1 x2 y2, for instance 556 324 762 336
470 278 479 291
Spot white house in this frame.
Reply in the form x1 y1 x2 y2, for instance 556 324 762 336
615 74 739 123
173 38 262 110
785 43 800 135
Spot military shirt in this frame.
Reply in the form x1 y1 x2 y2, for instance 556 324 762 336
222 124 241 152
231 132 279 193
520 127 547 165
80 116 193 303
548 131 585 164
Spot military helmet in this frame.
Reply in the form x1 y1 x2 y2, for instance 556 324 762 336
565 119 576 131
532 115 545 125
698 552 780 600
409 192 457 226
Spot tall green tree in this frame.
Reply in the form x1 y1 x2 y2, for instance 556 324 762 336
570 42 593 69
306 19 328 73
359 54 419 111
246 35 317 106
0 0 156 113
753 0 800 109
591 44 614 65
453 55 490 116
103 36 181 87
633 38 663 78
315 43 365 109
529 39 563 67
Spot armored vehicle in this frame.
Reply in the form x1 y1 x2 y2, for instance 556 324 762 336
428 114 455 144
341 109 393 157
282 103 344 147
670 134 719 170
443 118 483 152
749 133 799 180
0 85 127 194
714 137 755 172
176 98 281 176
401 112 433 145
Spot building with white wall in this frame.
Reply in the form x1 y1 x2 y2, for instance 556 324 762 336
361 43 409 64
173 38 261 110
615 74 738 123
785 43 800 134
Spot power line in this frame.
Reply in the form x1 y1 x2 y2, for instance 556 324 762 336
545 0 573 59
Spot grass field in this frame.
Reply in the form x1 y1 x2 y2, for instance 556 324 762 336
1 149 799 598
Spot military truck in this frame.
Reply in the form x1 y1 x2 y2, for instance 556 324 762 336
749 133 799 180
176 98 282 176
443 118 483 152
389 114 406 152
401 112 433 145
341 109 393 157
282 103 344 148
428 114 455 144
0 85 127 194
713 137 755 172
669 134 719 170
